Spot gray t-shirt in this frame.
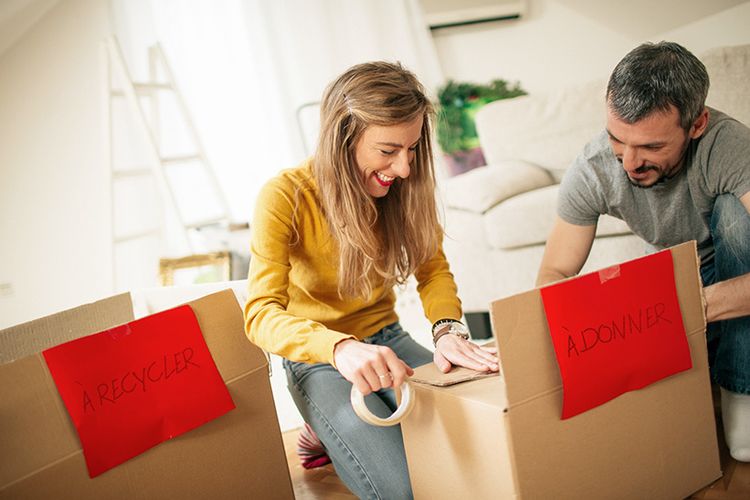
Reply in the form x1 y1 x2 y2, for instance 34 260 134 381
559 108 750 265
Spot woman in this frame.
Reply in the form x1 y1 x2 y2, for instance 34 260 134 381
244 61 498 499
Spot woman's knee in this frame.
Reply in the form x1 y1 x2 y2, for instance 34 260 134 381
321 420 413 499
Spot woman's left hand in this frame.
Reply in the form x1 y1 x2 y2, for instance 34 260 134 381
433 334 499 374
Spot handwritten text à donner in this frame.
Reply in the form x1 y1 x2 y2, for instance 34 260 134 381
564 302 673 358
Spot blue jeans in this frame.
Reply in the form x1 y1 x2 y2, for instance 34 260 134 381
283 323 433 500
701 194 750 394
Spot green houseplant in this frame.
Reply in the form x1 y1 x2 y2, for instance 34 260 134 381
436 79 526 176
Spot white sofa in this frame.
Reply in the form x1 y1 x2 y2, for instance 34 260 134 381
442 43 750 314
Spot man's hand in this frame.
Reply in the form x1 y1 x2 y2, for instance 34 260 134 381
433 334 498 374
333 339 413 395
536 217 597 286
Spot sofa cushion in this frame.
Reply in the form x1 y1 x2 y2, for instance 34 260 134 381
443 160 554 213
703 44 750 126
483 185 633 249
474 80 607 180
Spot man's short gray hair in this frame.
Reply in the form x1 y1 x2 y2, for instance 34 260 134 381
606 41 709 130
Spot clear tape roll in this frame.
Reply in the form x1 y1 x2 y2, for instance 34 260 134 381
350 380 415 426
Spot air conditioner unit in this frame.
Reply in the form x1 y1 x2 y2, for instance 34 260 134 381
421 0 526 30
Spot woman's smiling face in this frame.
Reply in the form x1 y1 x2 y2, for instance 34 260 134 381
354 116 423 198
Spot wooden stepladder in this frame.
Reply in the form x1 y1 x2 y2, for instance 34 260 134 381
103 36 234 290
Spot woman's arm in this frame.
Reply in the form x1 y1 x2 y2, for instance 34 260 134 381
414 238 498 373
243 176 355 365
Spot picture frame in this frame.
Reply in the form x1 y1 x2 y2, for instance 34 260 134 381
158 251 231 286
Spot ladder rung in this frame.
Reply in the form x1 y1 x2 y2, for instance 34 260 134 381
113 168 152 179
185 217 229 230
133 82 173 92
110 83 173 98
114 228 161 244
106 38 233 259
161 154 200 165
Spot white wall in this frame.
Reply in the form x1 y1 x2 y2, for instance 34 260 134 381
659 2 750 54
0 0 112 328
433 0 750 94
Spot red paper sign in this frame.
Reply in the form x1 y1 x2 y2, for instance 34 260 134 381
540 249 692 419
43 305 235 477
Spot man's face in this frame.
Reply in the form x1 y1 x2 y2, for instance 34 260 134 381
606 105 691 188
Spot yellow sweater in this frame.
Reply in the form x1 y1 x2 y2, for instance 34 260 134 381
243 160 462 365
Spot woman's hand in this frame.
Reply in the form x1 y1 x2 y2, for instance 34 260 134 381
433 334 499 374
333 339 413 395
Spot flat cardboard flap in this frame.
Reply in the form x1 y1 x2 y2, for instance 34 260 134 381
492 241 706 407
491 289 554 407
411 364 499 387
0 293 134 365
187 289 268 381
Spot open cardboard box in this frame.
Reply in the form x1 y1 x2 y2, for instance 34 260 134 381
402 241 721 499
0 290 294 499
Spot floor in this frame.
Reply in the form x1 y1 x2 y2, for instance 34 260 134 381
689 404 750 499
282 429 356 500
282 405 750 500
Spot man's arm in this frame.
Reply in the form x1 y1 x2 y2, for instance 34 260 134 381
702 192 750 322
536 216 597 286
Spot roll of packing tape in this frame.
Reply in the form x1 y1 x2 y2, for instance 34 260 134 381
350 381 415 427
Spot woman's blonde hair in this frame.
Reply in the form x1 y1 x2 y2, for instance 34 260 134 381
313 61 440 299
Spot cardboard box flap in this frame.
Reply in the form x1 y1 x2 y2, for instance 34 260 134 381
492 241 706 408
0 355 81 489
0 293 134 365
491 289 556 409
670 240 706 336
1 289 273 492
411 364 507 409
186 289 268 382
411 364 499 387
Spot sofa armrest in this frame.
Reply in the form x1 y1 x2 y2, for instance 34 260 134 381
443 160 555 214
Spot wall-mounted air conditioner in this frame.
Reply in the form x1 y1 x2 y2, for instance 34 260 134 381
421 0 526 30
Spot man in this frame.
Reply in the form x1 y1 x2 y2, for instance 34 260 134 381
536 41 750 461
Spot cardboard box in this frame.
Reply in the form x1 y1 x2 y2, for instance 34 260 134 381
402 242 721 499
0 290 294 499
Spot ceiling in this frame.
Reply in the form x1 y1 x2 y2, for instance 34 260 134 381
557 0 749 40
0 0 60 57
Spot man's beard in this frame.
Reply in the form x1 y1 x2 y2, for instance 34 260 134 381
629 136 692 189
627 165 669 189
